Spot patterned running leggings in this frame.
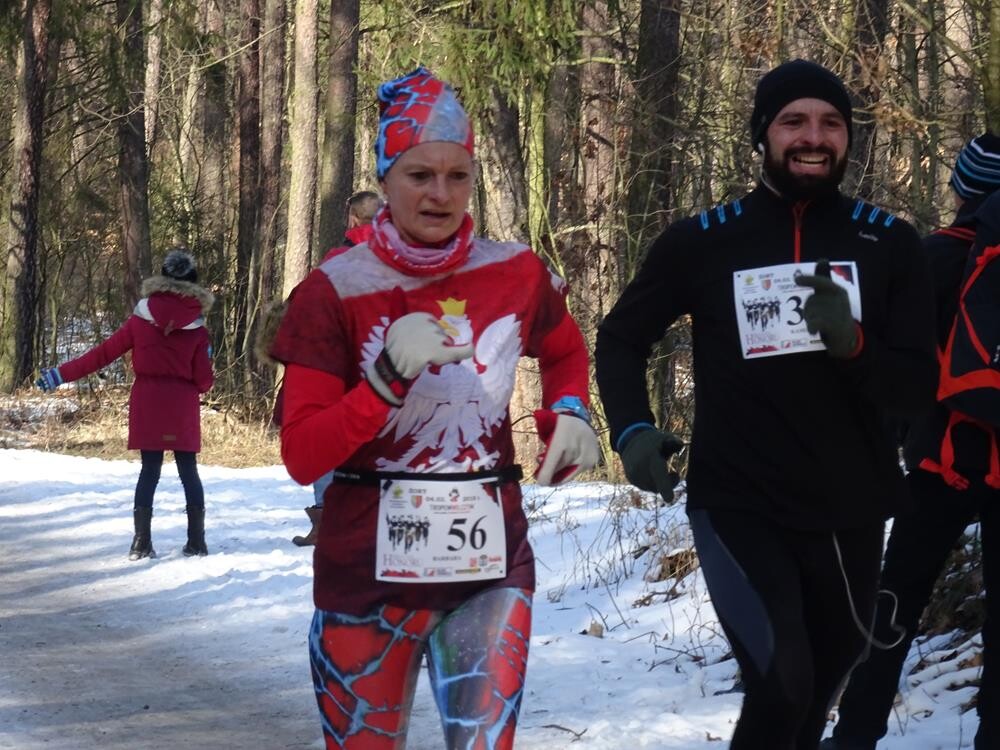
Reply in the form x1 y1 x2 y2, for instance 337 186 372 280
308 586 532 750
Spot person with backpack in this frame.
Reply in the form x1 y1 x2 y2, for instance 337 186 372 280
269 67 599 749
595 60 938 749
35 248 214 560
822 133 1000 750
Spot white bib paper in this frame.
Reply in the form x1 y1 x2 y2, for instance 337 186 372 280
375 477 507 583
733 261 862 359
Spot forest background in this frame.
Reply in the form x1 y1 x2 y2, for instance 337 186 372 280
0 0 998 477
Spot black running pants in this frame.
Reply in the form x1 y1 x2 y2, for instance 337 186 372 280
689 507 883 750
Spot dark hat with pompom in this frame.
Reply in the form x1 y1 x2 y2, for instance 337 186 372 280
161 248 197 283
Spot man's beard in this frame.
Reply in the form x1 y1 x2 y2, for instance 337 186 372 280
763 146 848 200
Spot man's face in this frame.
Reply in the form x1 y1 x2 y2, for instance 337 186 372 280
763 97 849 199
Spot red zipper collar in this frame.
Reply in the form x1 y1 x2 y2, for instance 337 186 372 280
792 201 810 263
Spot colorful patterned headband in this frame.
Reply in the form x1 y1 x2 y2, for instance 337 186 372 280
374 67 475 180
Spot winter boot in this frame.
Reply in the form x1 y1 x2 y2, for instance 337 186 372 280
128 507 156 560
182 506 208 556
292 505 322 547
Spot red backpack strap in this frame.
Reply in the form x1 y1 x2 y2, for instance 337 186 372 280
957 244 1000 364
919 411 971 490
986 429 1000 490
932 226 977 242
920 410 1000 490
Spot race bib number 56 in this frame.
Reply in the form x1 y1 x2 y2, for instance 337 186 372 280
375 477 506 583
733 261 861 359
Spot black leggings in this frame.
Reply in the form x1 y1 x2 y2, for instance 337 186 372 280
689 507 883 750
834 470 998 750
134 450 204 510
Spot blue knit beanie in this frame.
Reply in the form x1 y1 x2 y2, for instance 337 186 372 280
950 133 1000 199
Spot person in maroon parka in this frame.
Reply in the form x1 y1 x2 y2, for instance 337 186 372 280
36 248 214 560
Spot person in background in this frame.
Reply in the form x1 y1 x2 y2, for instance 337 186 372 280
595 59 937 749
36 248 214 560
292 190 385 546
822 134 1000 750
321 190 381 263
270 67 599 749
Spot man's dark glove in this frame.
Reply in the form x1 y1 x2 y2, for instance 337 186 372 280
620 428 684 500
795 259 859 359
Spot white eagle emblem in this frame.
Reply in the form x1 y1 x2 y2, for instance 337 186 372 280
359 299 522 472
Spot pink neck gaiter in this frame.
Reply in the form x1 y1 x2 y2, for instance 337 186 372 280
369 206 474 277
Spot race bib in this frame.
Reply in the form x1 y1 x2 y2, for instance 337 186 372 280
733 261 862 359
375 477 506 583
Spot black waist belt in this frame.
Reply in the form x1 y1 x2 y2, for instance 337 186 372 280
332 465 523 486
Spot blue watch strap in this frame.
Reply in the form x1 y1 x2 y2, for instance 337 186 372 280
550 395 591 424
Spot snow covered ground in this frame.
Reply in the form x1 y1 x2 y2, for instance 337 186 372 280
0 449 983 749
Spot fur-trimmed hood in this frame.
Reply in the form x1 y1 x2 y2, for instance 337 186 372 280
135 275 215 334
140 275 215 311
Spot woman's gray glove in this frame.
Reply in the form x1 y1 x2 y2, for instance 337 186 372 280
366 312 473 406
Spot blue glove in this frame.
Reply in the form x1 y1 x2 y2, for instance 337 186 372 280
36 367 63 392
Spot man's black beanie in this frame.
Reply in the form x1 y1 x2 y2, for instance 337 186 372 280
750 59 853 153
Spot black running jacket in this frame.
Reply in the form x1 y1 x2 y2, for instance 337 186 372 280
596 185 937 529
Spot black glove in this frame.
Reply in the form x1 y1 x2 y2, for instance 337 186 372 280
619 427 684 499
795 259 859 359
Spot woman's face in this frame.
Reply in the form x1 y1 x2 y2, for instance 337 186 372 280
380 141 475 246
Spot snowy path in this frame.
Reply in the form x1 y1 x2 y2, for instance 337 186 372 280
0 450 985 749
0 460 323 749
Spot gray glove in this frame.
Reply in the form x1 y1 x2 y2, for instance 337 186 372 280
366 312 474 406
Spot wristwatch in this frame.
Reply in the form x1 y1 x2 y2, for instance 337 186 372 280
550 395 592 425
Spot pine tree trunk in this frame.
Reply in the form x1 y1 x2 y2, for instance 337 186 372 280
317 0 359 258
236 0 261 361
144 0 164 152
201 0 227 275
283 0 318 299
479 90 529 242
116 0 152 310
626 0 680 259
542 58 583 260
574 0 619 323
0 0 50 392
850 0 889 198
258 0 286 304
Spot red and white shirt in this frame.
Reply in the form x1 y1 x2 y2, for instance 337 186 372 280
270 236 589 614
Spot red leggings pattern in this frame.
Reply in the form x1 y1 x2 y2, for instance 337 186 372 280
308 587 532 749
